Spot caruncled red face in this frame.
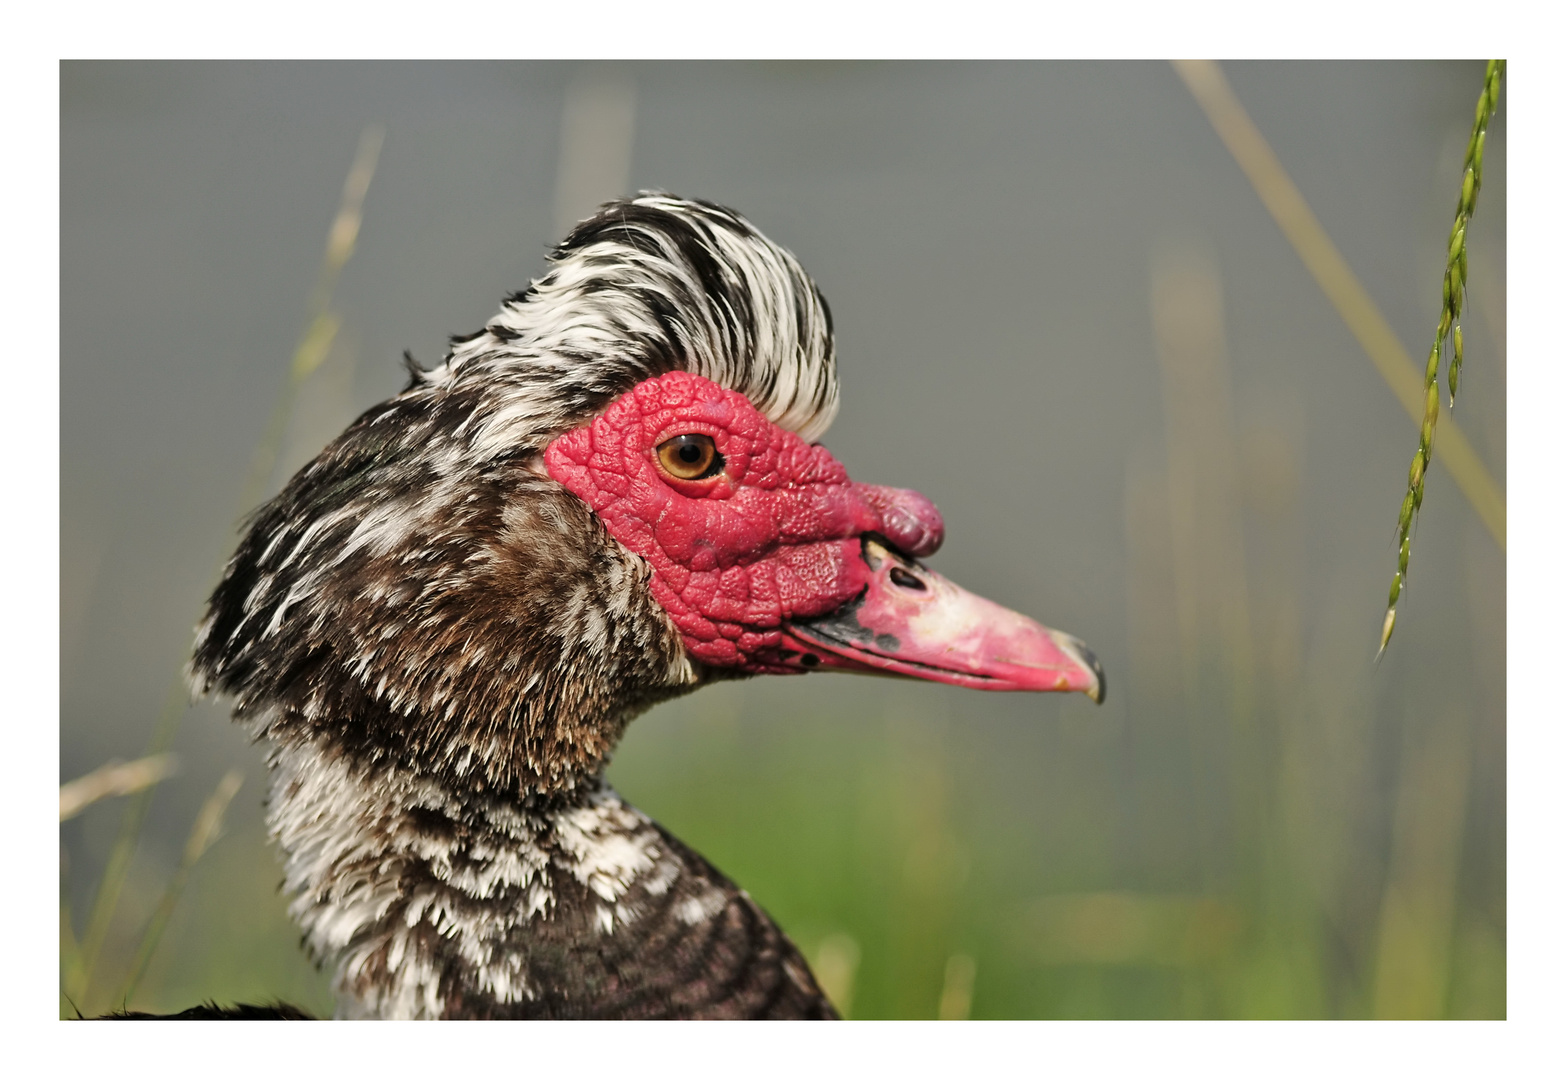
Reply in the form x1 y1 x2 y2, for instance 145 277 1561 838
544 371 1103 700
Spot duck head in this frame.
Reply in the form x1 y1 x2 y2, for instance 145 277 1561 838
190 194 1102 798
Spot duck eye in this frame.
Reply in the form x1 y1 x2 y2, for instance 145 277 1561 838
656 434 723 480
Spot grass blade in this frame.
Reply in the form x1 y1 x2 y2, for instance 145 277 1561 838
59 754 179 822
115 770 245 1009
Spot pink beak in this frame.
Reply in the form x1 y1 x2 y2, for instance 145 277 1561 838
776 537 1105 702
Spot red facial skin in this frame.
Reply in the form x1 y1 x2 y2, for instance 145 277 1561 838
543 371 943 673
545 371 1104 701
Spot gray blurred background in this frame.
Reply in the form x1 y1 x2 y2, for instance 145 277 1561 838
60 60 1505 1018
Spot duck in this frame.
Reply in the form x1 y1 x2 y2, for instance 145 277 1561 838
147 194 1104 1020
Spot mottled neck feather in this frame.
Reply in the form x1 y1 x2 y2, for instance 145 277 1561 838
270 738 836 1019
197 460 701 795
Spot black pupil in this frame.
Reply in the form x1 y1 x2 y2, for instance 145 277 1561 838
678 441 703 463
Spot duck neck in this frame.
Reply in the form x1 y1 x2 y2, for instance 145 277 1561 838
266 736 667 1019
266 735 835 1019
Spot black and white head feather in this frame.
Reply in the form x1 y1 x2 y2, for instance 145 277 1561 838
447 192 840 455
191 194 841 795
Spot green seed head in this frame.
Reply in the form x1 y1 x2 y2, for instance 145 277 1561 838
1381 61 1499 658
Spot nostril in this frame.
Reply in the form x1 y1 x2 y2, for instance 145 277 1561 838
889 567 926 591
